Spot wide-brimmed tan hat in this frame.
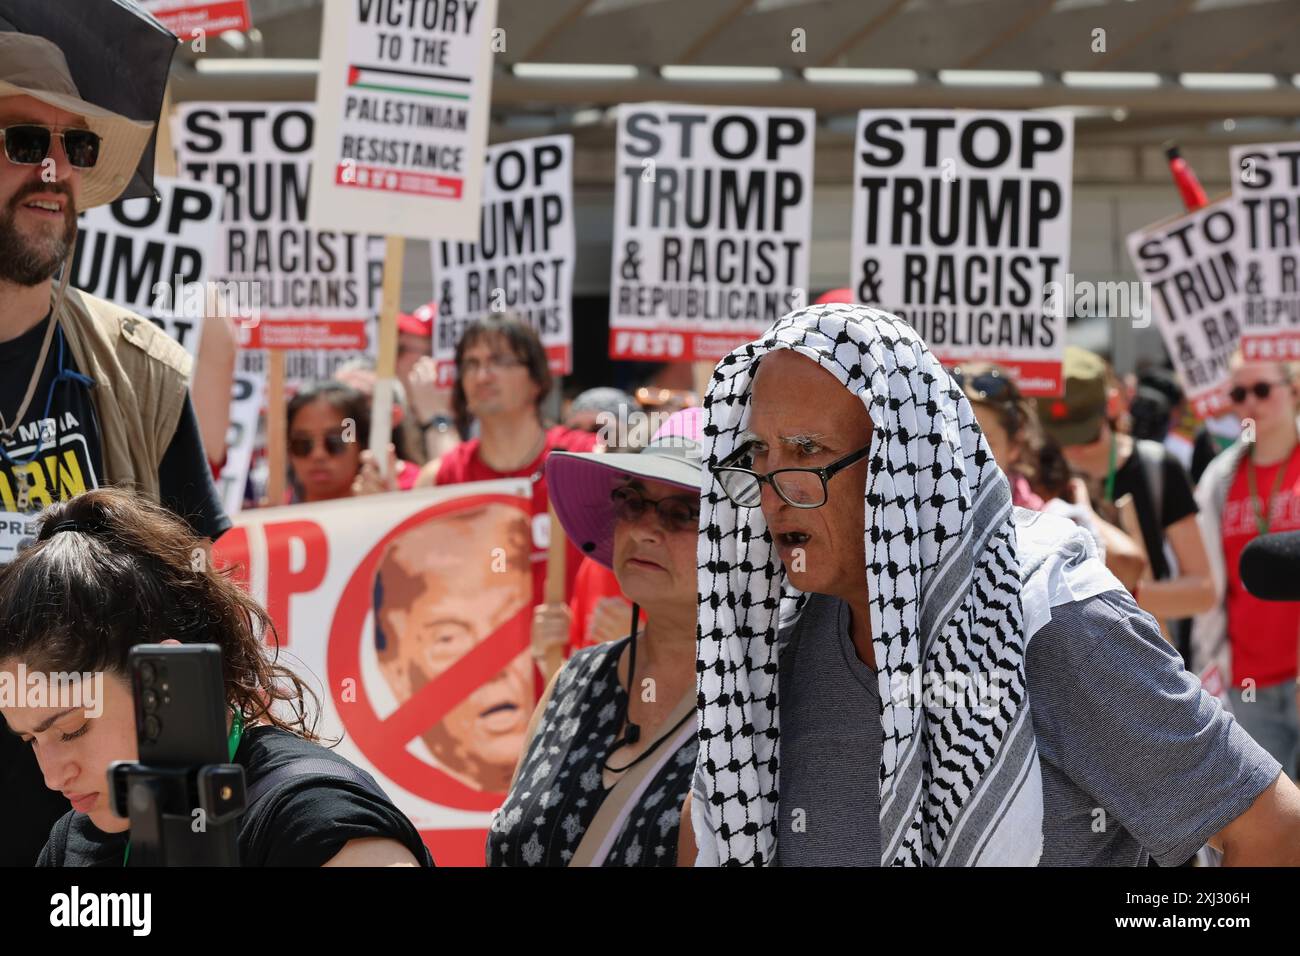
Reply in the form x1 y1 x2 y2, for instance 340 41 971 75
0 32 154 211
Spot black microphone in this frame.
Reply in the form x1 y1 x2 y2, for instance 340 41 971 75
1239 530 1300 601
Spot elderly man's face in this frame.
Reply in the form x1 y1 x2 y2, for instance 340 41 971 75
747 350 874 601
0 95 84 286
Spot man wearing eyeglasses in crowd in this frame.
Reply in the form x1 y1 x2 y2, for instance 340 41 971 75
0 34 229 866
681 304 1300 867
415 314 599 684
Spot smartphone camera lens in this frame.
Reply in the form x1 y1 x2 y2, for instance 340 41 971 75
139 662 155 686
144 715 161 740
141 689 158 712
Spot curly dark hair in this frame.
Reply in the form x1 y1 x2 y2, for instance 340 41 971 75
0 488 321 740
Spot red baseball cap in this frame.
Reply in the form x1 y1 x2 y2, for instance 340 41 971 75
398 302 435 337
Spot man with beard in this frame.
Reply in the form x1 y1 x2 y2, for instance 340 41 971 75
0 33 230 865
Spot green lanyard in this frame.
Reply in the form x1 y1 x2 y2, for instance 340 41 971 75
1247 452 1289 535
1103 433 1118 504
123 710 243 867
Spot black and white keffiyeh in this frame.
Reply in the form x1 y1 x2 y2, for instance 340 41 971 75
693 303 1045 866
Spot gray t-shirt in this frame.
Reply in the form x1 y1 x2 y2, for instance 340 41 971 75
767 589 1281 866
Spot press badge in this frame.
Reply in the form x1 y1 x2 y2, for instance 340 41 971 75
0 511 41 566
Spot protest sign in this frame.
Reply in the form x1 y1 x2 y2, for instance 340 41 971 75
138 0 251 37
217 350 268 516
213 480 534 866
174 102 376 351
850 110 1073 395
1127 197 1243 417
431 134 574 386
1231 142 1300 360
608 103 814 363
308 0 498 241
72 176 225 358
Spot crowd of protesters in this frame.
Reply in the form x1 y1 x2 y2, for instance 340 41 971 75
261 309 1300 792
3 26 1300 869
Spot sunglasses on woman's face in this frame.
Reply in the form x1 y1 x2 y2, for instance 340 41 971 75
1229 381 1288 404
1 125 101 169
950 366 1012 403
610 485 700 533
289 433 350 458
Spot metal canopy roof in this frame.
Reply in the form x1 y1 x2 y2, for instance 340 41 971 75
245 0 1299 72
172 0 1300 143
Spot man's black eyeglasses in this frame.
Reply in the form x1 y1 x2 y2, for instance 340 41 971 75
712 441 872 509
1 125 101 169
610 485 700 532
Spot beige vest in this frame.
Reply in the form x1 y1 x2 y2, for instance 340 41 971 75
55 287 192 502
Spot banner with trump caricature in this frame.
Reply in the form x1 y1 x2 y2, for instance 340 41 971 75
212 479 536 866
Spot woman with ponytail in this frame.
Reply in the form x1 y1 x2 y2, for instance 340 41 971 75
0 488 433 867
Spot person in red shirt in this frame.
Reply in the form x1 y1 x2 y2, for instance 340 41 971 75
414 314 597 612
566 556 646 653
1192 358 1300 775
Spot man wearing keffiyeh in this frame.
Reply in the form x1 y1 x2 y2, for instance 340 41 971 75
680 303 1300 867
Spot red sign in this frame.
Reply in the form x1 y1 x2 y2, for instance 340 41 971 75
144 1 251 36
237 319 370 351
336 164 465 200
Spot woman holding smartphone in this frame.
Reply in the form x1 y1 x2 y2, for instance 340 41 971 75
0 488 434 867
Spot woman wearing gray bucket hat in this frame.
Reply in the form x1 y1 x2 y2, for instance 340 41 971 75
486 407 704 866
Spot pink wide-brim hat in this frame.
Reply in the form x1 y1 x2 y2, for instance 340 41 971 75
546 406 704 570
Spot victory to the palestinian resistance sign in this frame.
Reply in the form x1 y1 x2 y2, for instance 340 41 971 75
174 103 377 350
213 480 535 866
431 134 575 386
1231 142 1300 360
310 0 498 240
608 103 815 363
850 110 1073 396
1127 197 1243 417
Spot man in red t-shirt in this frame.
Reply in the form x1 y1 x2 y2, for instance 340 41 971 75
415 315 597 611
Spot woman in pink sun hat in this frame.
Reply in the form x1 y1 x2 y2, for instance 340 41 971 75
487 407 703 866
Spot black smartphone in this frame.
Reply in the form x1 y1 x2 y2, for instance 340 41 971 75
117 643 240 865
131 644 228 768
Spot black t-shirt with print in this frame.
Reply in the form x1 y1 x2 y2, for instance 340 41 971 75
0 313 230 539
0 313 232 866
1111 442 1199 581
36 726 435 867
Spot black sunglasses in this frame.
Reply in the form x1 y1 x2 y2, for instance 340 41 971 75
1 125 101 169
610 485 699 533
1229 381 1289 404
712 440 872 509
289 433 350 458
950 366 1013 403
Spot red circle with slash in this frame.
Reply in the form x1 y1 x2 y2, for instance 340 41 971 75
328 493 532 811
